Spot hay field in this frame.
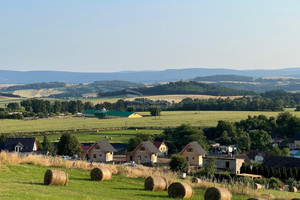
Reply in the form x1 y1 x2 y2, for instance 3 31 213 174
33 129 163 143
0 163 251 200
1 109 299 134
12 89 63 98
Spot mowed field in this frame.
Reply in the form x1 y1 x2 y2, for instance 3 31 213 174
1 109 299 134
33 129 163 143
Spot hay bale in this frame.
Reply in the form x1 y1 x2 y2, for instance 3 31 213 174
44 169 68 186
254 183 262 190
204 187 232 200
144 176 168 191
247 198 266 200
288 186 297 193
190 177 201 184
168 182 193 199
90 167 112 181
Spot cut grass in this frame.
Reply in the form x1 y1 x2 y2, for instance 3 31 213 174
0 164 250 200
1 109 300 134
33 129 163 143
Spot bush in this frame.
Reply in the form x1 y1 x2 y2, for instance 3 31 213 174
148 107 161 116
216 171 232 182
169 155 189 172
268 177 282 190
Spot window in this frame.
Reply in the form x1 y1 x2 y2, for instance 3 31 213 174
192 157 195 160
187 148 193 152
93 154 96 158
15 146 21 152
186 157 189 161
95 145 100 149
140 147 145 151
226 161 230 168
100 154 102 157
145 156 147 158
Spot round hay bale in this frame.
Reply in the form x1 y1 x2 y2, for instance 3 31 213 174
254 183 262 190
190 177 201 184
144 176 168 191
90 167 112 181
168 182 193 199
288 186 297 193
44 169 68 186
204 187 232 200
291 199 300 200
247 198 266 200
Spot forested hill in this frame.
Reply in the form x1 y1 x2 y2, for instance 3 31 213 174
0 82 66 92
193 75 254 82
99 81 256 97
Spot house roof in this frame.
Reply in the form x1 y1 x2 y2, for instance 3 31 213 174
153 141 168 149
180 141 207 155
263 155 300 169
130 141 160 154
96 140 116 152
106 111 135 117
211 154 252 165
247 150 265 160
3 138 37 152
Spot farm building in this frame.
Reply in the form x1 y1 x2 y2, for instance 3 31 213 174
179 141 207 166
81 140 116 162
126 141 159 164
82 109 142 118
153 141 168 157
106 111 142 118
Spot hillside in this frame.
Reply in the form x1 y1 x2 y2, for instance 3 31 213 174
1 68 300 84
99 81 256 97
0 81 145 98
192 75 300 92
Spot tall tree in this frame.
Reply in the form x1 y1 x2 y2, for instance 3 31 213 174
56 133 81 156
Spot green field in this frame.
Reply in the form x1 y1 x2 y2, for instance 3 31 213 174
1 109 300 134
0 163 249 200
33 129 163 143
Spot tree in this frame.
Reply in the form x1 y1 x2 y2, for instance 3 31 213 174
252 165 258 175
258 165 264 176
203 157 216 178
162 124 208 154
149 107 161 116
249 130 272 151
7 102 20 111
281 167 287 180
169 155 189 172
56 133 81 156
263 166 269 178
127 133 153 151
240 163 246 173
42 135 53 153
245 165 252 174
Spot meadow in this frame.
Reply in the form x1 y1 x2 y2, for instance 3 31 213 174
33 129 163 143
1 109 300 134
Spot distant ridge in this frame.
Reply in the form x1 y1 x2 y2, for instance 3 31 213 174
1 68 300 84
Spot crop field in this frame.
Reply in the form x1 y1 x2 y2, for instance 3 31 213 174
1 109 300 134
0 163 250 200
33 129 163 143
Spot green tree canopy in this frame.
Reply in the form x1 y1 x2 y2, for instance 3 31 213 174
169 155 189 172
56 133 81 156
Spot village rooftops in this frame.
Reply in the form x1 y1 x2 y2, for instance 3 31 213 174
180 141 207 155
3 138 37 152
130 141 160 154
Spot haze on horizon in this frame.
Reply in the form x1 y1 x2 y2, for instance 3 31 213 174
1 0 300 73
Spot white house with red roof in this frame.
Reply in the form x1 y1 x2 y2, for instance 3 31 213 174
153 141 168 157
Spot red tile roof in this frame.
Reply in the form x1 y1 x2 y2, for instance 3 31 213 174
153 141 163 149
81 144 92 151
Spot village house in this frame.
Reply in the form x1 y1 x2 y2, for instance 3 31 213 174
153 141 168 157
179 141 207 166
81 140 116 162
0 138 38 154
126 141 159 164
210 143 237 155
293 133 300 150
247 150 265 162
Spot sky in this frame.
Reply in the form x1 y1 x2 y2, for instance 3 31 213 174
1 0 300 72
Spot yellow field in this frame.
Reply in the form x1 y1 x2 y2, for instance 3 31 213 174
1 109 299 134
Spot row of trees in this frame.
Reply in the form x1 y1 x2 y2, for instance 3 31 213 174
241 163 300 181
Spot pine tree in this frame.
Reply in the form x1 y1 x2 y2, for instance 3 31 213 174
246 165 252 174
293 167 299 181
263 166 270 178
252 165 258 174
276 167 281 179
270 167 276 178
258 165 264 176
240 163 246 173
281 167 287 180
287 168 294 179
42 135 53 153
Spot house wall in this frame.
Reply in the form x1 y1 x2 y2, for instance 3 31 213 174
126 144 157 164
158 144 168 156
295 140 300 149
211 158 244 174
180 145 203 166
83 144 113 162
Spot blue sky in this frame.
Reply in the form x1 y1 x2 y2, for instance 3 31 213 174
1 0 300 72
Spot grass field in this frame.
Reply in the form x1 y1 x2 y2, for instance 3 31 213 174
1 109 300 134
0 163 251 200
33 129 163 143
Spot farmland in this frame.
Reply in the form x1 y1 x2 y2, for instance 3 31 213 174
1 109 300 135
